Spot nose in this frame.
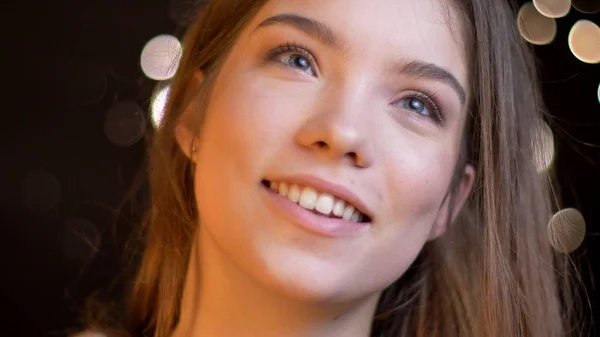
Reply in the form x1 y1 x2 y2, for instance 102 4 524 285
294 85 375 168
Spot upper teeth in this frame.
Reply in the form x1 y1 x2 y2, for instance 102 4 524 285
269 181 364 223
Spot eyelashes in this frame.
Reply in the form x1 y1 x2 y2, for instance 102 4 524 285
263 41 445 125
264 41 319 76
394 91 444 125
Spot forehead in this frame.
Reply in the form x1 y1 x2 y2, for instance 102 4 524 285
250 0 468 91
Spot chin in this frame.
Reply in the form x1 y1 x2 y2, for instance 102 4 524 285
265 272 359 305
247 240 375 304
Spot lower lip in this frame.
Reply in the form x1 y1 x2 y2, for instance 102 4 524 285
261 184 370 238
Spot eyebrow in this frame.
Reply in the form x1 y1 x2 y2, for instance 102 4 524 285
387 60 466 105
254 13 467 105
255 13 347 51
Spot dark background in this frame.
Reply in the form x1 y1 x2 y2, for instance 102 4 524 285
2 0 599 336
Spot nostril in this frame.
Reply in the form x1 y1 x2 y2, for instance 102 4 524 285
346 152 358 161
315 141 328 149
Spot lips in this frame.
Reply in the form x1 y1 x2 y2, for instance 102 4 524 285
262 180 370 223
261 182 371 238
261 175 373 222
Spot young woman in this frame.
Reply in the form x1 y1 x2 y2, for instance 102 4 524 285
84 0 579 336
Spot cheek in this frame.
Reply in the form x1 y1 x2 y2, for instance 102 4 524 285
191 71 306 269
385 133 456 219
194 68 316 220
203 70 313 173
350 143 456 290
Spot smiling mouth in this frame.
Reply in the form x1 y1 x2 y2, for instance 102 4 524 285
261 180 371 223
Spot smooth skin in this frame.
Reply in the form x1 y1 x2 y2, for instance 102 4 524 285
174 0 475 336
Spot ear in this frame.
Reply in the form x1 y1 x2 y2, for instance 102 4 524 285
175 70 205 160
428 163 476 240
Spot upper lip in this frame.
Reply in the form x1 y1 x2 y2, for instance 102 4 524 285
265 174 374 221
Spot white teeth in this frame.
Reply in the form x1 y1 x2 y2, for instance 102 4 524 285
315 193 334 215
288 184 300 202
342 205 355 221
267 181 366 222
279 182 289 197
332 199 345 217
299 186 318 210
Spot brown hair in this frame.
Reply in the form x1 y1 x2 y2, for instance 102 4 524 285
85 0 581 336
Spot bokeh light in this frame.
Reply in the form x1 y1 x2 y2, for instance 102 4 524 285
104 100 146 147
533 0 571 18
151 85 171 128
21 170 61 214
568 20 600 64
140 34 182 81
598 82 600 104
547 208 586 253
62 218 101 265
533 122 555 172
572 0 600 14
518 2 557 45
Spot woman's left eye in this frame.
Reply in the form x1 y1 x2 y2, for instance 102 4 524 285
394 94 444 124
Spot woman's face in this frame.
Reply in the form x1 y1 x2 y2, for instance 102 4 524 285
187 0 474 304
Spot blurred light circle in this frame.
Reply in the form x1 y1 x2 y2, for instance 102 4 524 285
571 0 600 13
151 85 171 128
568 20 600 64
548 208 586 253
104 100 146 147
62 218 101 264
518 2 557 45
21 170 61 214
141 34 182 81
533 122 555 172
533 0 571 18
598 82 600 104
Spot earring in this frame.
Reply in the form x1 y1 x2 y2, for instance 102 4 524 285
191 139 197 155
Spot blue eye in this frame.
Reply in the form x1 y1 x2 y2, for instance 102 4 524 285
283 54 315 75
401 97 429 116
393 93 444 125
265 42 317 77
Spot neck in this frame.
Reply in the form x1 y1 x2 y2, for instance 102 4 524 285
172 228 381 337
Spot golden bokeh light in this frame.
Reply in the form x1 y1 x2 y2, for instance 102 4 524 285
572 0 600 14
568 20 600 64
518 2 557 45
533 0 571 18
